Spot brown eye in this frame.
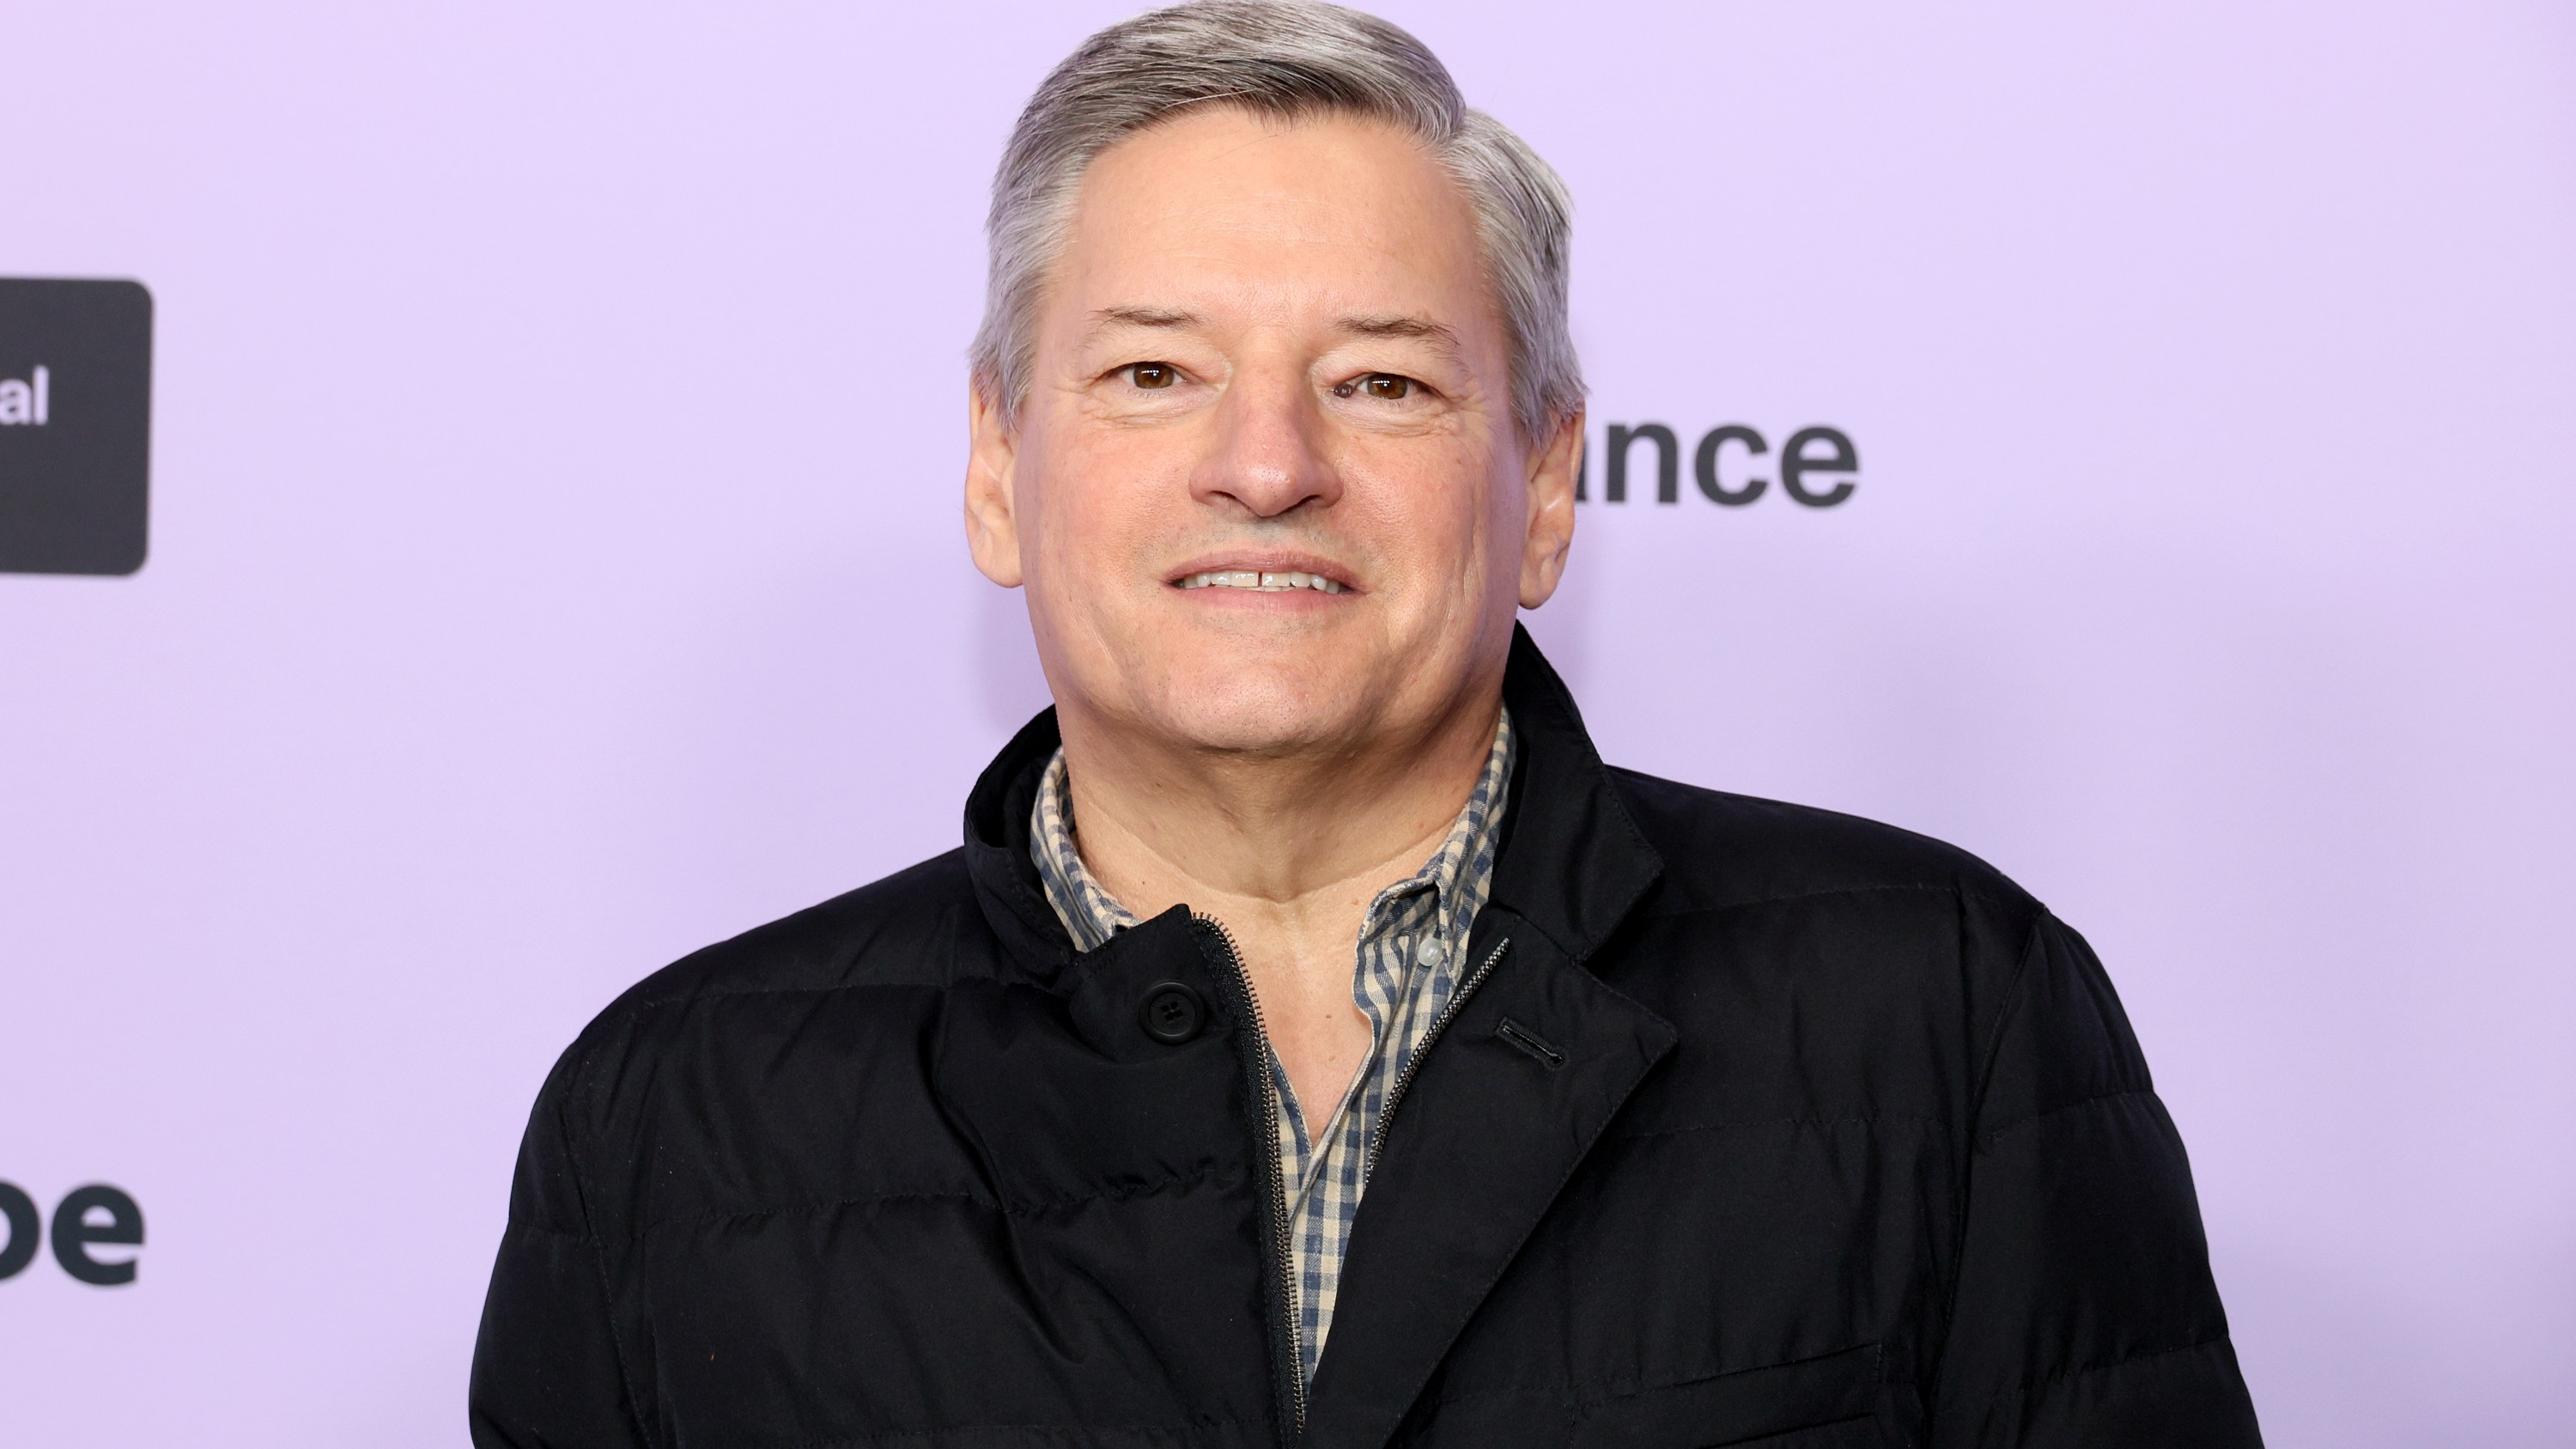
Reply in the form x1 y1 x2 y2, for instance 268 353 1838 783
1127 362 1176 390
1339 373 1413 400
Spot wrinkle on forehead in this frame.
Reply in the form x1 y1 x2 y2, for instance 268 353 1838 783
1083 305 1463 358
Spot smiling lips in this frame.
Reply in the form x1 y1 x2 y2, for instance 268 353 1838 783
1175 569 1349 594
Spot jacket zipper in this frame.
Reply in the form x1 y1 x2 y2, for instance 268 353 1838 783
1365 935 1513 1178
1194 915 1308 1446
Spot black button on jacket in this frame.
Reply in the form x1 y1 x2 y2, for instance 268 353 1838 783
471 630 2262 1448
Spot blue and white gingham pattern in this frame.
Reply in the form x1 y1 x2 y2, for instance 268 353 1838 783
1030 709 1516 1385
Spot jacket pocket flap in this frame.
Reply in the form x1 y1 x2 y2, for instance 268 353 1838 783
1571 1343 1881 1448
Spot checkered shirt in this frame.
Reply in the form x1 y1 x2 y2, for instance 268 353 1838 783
1030 709 1516 1385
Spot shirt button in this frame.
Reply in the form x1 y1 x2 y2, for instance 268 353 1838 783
1139 981 1207 1045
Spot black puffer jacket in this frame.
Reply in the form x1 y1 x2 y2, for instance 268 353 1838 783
471 629 2260 1448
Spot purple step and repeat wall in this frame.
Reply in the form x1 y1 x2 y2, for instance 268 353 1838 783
4 1 2571 1442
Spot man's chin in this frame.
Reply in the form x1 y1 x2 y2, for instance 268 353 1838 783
1121 661 1383 759
1146 700 1355 759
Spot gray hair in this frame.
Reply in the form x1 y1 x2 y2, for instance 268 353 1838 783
969 0 1583 442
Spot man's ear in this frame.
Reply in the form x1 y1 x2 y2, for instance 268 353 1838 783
1518 406 1581 609
964 381 1024 588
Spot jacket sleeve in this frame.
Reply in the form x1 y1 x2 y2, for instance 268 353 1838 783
1928 910 2263 1447
469 1043 650 1449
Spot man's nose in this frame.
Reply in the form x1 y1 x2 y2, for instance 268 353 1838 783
1189 367 1342 520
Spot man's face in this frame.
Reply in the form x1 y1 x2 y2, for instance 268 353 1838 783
966 106 1578 758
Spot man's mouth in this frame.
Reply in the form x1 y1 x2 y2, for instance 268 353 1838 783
1174 569 1348 594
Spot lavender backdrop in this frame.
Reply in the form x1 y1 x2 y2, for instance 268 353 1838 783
3 2 2571 1443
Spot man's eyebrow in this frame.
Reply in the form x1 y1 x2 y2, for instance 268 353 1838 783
1086 306 1201 337
1082 307 1463 355
1337 314 1462 356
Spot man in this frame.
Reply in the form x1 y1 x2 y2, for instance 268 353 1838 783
471 3 2262 1446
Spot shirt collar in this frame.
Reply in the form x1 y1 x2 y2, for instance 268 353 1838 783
1030 708 1516 955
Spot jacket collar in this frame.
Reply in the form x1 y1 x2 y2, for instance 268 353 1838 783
961 702 1083 977
960 624 1667 985
1481 623 1667 961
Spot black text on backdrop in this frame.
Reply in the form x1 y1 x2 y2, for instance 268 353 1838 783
0 1182 145 1287
1578 423 1858 508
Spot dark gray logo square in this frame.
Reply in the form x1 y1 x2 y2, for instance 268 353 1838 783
0 279 154 575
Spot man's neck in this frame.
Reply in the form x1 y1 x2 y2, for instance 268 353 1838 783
1054 690 1506 1117
1056 693 1504 938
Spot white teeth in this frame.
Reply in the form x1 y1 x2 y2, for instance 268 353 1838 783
1176 569 1346 594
